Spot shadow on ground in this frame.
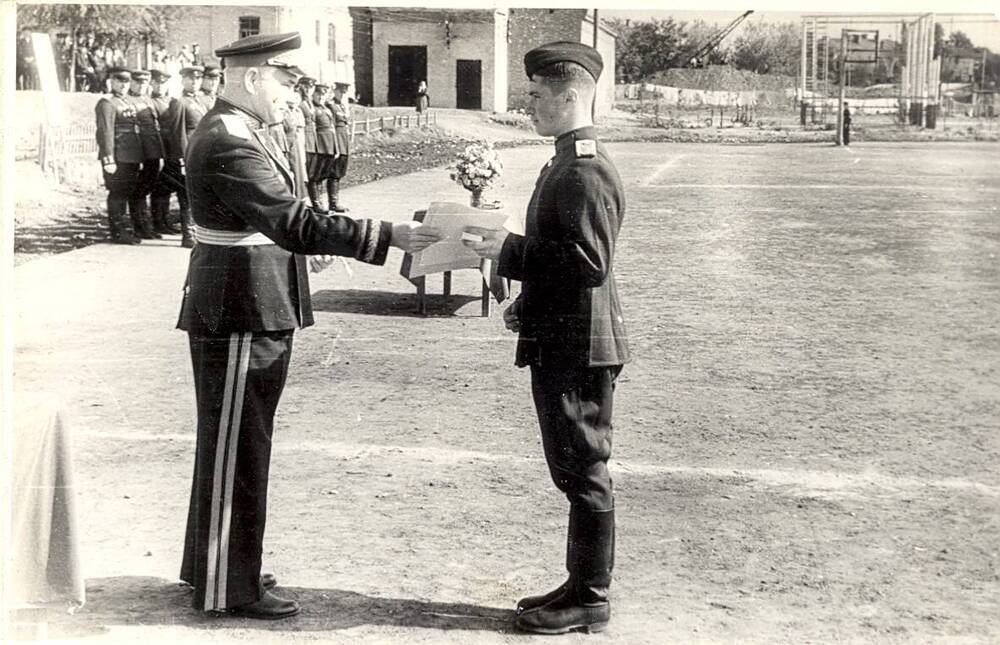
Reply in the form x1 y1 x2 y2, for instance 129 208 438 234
45 576 514 637
14 210 109 255
312 289 482 317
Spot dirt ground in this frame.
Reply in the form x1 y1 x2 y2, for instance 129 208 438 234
10 141 1000 644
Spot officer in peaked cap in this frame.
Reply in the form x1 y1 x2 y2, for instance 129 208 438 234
126 69 165 239
177 31 440 621
94 66 142 244
326 80 352 212
462 40 629 635
198 64 221 109
174 66 207 246
148 69 185 236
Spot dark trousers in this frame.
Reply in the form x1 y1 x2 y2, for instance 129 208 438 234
530 364 620 512
152 159 188 209
180 329 294 611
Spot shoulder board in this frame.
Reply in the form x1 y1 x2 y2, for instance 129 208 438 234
220 114 251 140
575 139 597 158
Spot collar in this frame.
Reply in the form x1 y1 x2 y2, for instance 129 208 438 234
216 98 264 129
554 126 597 155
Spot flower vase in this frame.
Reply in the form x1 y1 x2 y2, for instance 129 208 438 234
469 188 484 209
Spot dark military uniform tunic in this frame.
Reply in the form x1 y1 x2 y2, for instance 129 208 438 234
95 91 143 238
497 126 629 514
330 100 350 179
150 91 188 218
177 97 392 612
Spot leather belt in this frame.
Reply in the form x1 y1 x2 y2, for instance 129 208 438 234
193 225 275 246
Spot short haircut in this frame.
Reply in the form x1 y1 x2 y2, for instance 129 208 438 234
533 61 595 94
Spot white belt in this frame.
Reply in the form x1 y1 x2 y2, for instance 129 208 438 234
193 226 275 246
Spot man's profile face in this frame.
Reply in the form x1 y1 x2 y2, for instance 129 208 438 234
201 77 220 93
527 77 567 137
252 65 298 124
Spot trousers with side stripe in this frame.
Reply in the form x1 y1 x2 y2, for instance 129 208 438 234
180 329 294 611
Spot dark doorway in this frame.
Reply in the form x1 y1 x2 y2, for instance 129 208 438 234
456 59 482 110
388 46 427 106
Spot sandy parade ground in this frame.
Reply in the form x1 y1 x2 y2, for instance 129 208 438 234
10 140 1000 644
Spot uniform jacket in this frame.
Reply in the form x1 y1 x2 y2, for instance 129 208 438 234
150 93 184 160
283 107 308 198
178 90 209 145
497 127 630 369
128 92 165 160
312 100 337 156
197 91 217 112
95 92 142 165
300 99 317 154
177 98 392 333
330 101 350 157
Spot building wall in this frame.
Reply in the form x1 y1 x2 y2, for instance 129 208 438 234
372 16 499 110
350 8 375 105
580 14 617 118
163 6 354 87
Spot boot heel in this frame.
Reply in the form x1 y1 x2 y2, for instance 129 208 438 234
583 621 609 634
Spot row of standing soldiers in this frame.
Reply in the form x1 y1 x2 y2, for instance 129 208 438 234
96 67 352 246
95 65 221 246
273 77 352 214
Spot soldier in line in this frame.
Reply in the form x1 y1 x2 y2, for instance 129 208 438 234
283 91 308 199
174 66 209 246
308 83 337 213
176 31 439 619
198 65 221 110
149 69 184 237
126 69 164 239
95 67 142 244
843 102 853 147
296 77 320 210
464 41 629 635
327 81 352 212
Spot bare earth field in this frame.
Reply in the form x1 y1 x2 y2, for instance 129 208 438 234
11 141 1000 644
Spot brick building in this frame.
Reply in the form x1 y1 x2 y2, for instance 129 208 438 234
351 8 616 116
162 6 354 85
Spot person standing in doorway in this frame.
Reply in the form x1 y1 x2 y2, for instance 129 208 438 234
415 79 430 113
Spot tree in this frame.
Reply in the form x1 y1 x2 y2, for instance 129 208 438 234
679 19 730 68
729 22 800 76
607 17 688 82
947 30 975 50
17 3 180 89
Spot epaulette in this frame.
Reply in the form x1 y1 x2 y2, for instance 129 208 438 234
220 114 251 140
575 139 596 158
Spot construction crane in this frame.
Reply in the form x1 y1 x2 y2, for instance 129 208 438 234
679 10 754 68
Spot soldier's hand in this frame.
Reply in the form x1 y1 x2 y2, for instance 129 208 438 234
391 221 442 253
461 225 508 260
502 303 521 333
308 254 337 273
103 163 117 175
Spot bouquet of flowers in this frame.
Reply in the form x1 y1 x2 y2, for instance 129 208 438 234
449 142 503 207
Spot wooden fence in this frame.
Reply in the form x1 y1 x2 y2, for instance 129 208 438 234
39 109 437 182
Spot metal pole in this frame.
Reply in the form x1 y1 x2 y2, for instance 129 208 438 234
837 28 847 145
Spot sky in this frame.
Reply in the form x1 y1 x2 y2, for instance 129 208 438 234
598 5 1000 52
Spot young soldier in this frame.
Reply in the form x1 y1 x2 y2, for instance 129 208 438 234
175 66 208 246
177 32 439 620
148 69 183 236
198 64 221 109
126 69 164 239
464 41 630 635
327 81 352 212
94 67 142 244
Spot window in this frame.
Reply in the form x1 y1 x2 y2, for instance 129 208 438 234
239 16 260 38
328 23 337 61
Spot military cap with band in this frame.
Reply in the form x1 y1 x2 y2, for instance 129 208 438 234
107 67 131 81
214 32 305 76
130 69 152 81
524 41 603 82
314 83 330 91
297 76 316 87
334 81 351 89
150 69 171 82
202 65 221 78
180 66 204 78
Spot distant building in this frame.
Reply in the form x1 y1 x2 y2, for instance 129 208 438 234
944 47 982 83
163 6 354 85
351 7 616 116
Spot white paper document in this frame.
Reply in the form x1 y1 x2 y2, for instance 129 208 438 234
402 202 510 279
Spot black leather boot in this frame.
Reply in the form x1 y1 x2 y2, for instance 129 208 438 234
328 178 347 213
152 194 181 234
306 181 324 212
515 506 614 635
517 518 577 615
180 207 195 248
227 590 300 620
108 195 140 245
129 197 160 239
